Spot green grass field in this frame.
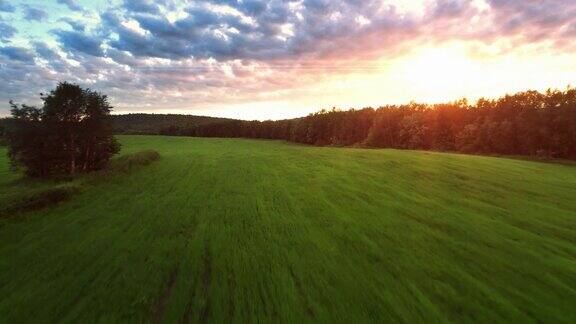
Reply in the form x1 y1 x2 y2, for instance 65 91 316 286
1 136 576 323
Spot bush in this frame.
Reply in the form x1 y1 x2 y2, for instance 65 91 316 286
2 150 160 217
0 185 81 217
109 150 161 173
84 150 161 184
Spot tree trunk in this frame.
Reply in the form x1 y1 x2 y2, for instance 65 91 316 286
83 141 91 171
69 134 76 176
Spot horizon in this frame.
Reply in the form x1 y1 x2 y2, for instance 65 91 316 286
1 1 576 120
1 85 573 121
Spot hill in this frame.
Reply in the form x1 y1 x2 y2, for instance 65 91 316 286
109 113 233 135
1 136 576 322
1 113 233 139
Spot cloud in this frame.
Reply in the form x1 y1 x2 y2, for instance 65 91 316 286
565 22 576 36
123 0 161 14
487 0 576 38
24 8 49 22
60 17 86 32
57 0 83 12
33 42 61 61
39 0 576 63
52 29 103 57
99 1 394 61
2 0 576 117
0 0 15 13
0 46 35 62
433 0 468 17
0 22 16 42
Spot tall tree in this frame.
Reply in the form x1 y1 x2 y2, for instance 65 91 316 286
6 82 120 178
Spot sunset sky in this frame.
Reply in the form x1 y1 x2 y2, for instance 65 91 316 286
1 0 575 120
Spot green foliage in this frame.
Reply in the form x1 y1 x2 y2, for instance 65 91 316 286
0 185 81 217
6 82 120 178
85 150 161 183
110 113 231 135
110 149 160 172
1 136 575 322
0 149 160 217
153 88 576 159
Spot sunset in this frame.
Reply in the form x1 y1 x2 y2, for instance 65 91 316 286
1 0 576 119
1 1 576 323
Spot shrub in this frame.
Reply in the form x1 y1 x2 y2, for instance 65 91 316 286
1 150 160 217
0 185 81 217
109 150 161 173
84 150 161 184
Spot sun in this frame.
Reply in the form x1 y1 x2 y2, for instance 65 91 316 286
397 44 484 102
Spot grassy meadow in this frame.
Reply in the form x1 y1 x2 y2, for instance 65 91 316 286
1 136 576 323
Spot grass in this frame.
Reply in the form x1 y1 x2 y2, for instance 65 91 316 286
1 135 576 323
0 184 81 217
0 149 159 217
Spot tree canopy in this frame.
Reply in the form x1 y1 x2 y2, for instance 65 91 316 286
5 82 120 178
155 88 576 160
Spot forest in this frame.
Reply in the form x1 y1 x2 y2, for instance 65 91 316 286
3 88 575 160
155 88 576 159
110 114 230 135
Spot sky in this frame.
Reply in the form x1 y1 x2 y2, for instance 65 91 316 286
0 0 575 120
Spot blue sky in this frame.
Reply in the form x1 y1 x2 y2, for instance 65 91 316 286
2 0 108 39
1 0 576 120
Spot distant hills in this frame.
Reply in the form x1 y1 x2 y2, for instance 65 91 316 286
0 113 232 138
109 113 233 135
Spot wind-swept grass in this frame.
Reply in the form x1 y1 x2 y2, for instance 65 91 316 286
0 136 575 323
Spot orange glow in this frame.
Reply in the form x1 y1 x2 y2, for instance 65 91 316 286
127 42 576 120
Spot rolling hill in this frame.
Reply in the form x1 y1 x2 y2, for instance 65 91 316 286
109 113 233 135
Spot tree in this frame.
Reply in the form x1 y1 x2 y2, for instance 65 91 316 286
6 82 120 178
0 118 8 146
399 113 429 149
96 86 576 160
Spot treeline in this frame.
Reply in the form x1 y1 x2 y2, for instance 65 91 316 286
159 89 576 159
110 113 230 135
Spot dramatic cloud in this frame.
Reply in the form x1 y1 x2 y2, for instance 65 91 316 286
1 0 576 119
95 1 418 61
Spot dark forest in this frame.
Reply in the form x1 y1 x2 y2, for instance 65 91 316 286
154 88 576 159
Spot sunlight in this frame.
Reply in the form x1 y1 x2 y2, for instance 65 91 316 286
383 42 575 104
397 44 483 102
